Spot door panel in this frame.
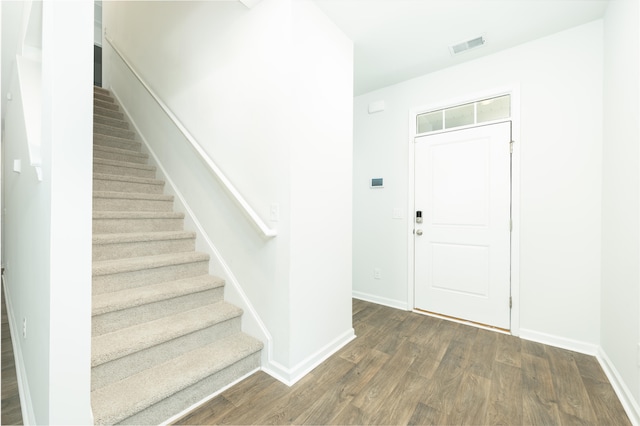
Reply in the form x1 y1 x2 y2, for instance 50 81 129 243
414 122 511 329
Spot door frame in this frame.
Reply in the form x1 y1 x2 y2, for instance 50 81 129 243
407 85 521 336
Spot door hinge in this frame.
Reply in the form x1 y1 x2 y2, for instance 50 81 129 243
509 219 512 232
509 296 512 309
509 140 514 154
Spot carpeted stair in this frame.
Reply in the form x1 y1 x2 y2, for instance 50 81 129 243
91 86 263 425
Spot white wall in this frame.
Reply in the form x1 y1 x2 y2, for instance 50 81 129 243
601 0 640 417
103 0 293 367
1 1 93 424
289 0 354 368
102 0 353 383
353 21 603 347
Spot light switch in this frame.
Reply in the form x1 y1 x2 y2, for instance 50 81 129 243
269 203 280 222
13 159 21 173
368 100 385 114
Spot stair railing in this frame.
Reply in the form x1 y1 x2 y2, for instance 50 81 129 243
104 36 277 238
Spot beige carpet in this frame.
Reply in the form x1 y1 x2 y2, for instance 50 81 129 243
91 86 262 425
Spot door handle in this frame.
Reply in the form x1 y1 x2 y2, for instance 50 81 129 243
416 229 423 236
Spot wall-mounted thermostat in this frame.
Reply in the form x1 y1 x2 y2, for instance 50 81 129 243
370 178 383 188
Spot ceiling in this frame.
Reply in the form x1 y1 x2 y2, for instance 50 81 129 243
311 0 610 95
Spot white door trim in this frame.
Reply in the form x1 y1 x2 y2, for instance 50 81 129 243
407 84 521 336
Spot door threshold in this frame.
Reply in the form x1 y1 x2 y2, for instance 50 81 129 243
413 308 511 335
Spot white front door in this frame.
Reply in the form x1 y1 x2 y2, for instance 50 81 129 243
414 122 511 330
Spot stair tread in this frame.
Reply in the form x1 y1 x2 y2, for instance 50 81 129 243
93 173 164 185
93 210 183 220
94 94 114 103
93 191 172 201
93 230 195 245
91 302 244 367
93 138 142 152
92 274 224 316
94 122 135 137
93 251 208 277
94 132 139 143
94 121 131 130
92 107 125 120
93 157 155 171
94 99 120 111
94 144 147 158
91 302 243 362
94 115 128 128
91 332 262 425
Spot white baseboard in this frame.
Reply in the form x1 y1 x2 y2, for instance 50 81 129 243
520 328 640 425
519 328 599 356
597 348 640 426
263 328 356 386
2 278 36 425
352 290 409 311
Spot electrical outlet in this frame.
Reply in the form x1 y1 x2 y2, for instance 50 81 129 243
22 318 27 339
373 268 381 279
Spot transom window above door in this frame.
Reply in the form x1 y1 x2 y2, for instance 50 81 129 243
416 94 511 135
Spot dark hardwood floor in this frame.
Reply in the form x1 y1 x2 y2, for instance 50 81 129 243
0 295 631 425
176 299 631 426
1 285 23 425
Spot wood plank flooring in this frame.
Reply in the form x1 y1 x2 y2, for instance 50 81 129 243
0 296 631 425
175 299 631 425
2 285 23 425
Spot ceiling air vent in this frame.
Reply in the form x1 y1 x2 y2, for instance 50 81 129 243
449 36 486 55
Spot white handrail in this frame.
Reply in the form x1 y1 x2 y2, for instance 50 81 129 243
104 36 277 238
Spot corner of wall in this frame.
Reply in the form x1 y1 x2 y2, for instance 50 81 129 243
262 328 355 386
597 347 640 425
2 278 37 425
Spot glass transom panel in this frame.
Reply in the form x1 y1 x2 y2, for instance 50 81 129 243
416 94 511 135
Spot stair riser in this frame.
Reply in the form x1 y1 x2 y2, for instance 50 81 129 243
91 317 241 391
93 288 225 337
94 106 124 120
93 237 195 261
94 125 136 140
93 197 174 212
94 98 120 111
94 93 114 104
94 114 130 130
118 352 261 425
93 163 156 179
94 150 148 165
93 260 208 294
93 217 183 235
93 179 164 194
93 135 141 151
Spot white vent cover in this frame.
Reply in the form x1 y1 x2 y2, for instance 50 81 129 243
449 36 486 55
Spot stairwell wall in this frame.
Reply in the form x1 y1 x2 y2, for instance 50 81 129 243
102 0 353 383
1 1 93 424
601 0 640 419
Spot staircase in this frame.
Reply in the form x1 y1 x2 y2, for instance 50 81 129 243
91 86 263 425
